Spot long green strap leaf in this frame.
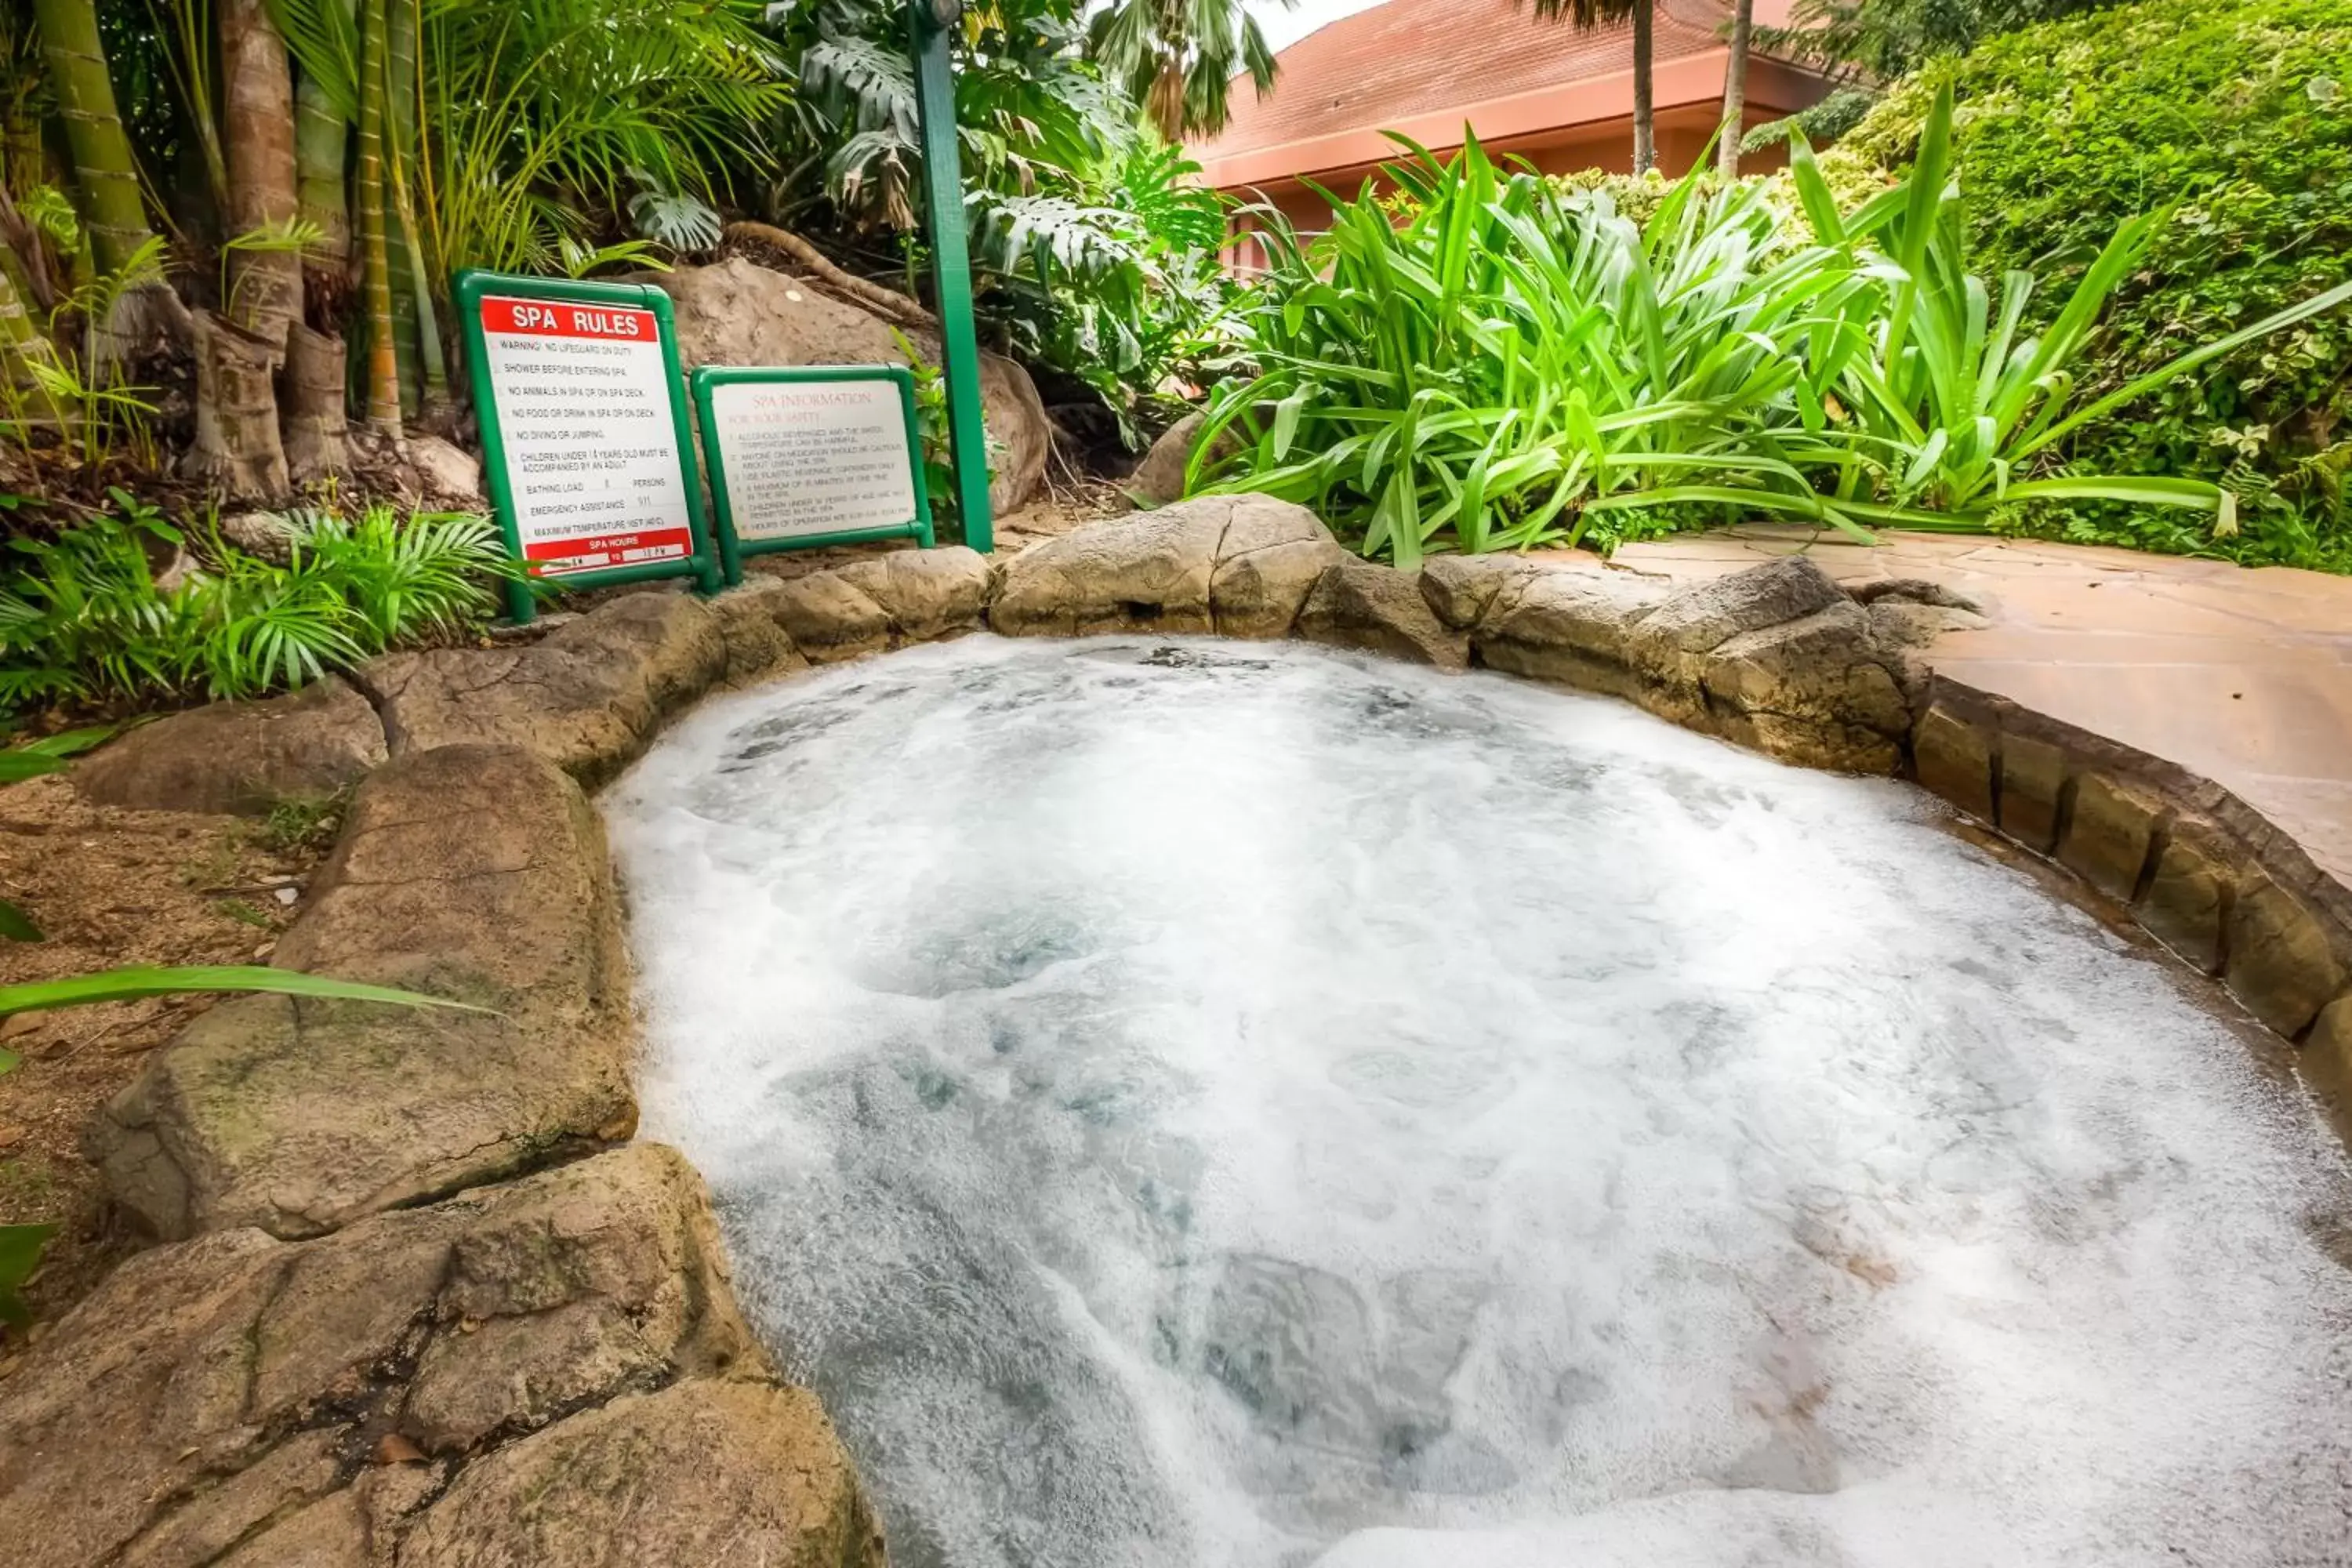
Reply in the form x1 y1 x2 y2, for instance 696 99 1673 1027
0 966 495 1017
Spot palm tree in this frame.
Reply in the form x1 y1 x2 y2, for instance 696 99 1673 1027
1089 0 1287 141
1530 0 1654 174
1719 0 1754 176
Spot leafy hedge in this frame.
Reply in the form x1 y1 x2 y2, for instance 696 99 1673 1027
1829 0 2352 570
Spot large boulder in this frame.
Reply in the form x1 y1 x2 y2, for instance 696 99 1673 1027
88 743 635 1240
991 497 1342 639
1124 411 1240 509
1472 568 1670 697
1697 600 1915 773
0 1145 869 1568
73 677 387 815
401 1381 883 1568
1299 558 1469 670
1430 554 1918 775
721 546 993 667
360 591 726 787
648 256 1050 515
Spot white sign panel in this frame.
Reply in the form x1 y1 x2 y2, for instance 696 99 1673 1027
708 377 919 542
477 295 693 576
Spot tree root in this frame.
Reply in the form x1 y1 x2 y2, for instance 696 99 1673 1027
720 221 938 332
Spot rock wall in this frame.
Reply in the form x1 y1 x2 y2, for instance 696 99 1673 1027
16 501 2352 1562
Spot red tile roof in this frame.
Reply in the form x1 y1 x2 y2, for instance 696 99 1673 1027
1192 0 1773 170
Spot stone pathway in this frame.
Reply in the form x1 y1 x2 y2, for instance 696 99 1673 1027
1540 527 2352 890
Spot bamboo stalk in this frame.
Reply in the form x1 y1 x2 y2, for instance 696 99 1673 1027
29 0 156 277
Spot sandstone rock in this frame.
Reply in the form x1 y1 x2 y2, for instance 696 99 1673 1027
2223 869 2349 1038
768 569 891 662
1474 569 1669 695
0 1228 292 1568
706 578 812 686
2303 996 2352 1108
400 1381 883 1568
361 591 725 786
89 745 633 1240
1125 411 1236 508
408 434 485 506
1418 555 1540 631
834 545 993 644
1298 558 1469 670
1911 705 1994 820
74 677 387 815
988 499 1228 637
649 256 1047 514
1697 601 1912 773
1864 596 1989 649
0 1147 775 1568
1627 556 1848 696
2137 818 2237 975
1207 502 1349 638
1996 735 2068 855
2056 772 2166 902
219 509 299 561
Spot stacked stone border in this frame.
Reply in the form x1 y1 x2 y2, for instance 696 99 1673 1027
9 499 2349 1566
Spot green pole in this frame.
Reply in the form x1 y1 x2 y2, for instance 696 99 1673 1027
908 0 994 553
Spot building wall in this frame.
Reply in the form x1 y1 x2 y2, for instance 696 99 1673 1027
1218 101 1801 273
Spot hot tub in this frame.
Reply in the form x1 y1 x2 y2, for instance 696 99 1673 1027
604 635 2352 1568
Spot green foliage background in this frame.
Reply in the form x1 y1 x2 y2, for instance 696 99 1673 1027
1829 0 2352 569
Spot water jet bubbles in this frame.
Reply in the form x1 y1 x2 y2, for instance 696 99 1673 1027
606 636 2352 1568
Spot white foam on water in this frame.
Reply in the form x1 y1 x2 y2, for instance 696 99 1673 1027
603 635 2352 1568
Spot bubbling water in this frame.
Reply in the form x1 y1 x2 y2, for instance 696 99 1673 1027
604 636 2352 1568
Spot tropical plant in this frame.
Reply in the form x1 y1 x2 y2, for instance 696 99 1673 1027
1200 93 2352 564
770 0 1248 430
0 494 517 713
1087 0 1281 140
979 136 1239 441
1754 0 2122 80
1193 132 1875 566
1823 0 2352 569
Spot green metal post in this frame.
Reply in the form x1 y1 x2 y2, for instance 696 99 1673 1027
908 0 994 553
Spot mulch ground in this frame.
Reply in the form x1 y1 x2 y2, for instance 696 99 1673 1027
0 776 336 1368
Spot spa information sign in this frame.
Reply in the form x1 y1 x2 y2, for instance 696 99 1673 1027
456 270 719 622
691 365 935 583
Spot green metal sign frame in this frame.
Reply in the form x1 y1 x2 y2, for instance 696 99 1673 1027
690 364 935 585
455 268 720 625
909 0 994 553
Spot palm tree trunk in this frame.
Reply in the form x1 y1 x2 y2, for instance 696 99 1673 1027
1632 0 1655 174
383 0 448 425
187 305 290 498
29 0 155 277
281 319 347 481
291 0 355 313
354 0 403 441
1718 0 1754 179
220 0 301 347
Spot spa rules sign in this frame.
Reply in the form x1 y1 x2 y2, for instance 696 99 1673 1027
455 270 717 622
475 296 694 574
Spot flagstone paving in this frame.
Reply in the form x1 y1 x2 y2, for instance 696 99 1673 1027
1539 526 2352 888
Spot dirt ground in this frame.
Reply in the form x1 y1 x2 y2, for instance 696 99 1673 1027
0 775 336 1363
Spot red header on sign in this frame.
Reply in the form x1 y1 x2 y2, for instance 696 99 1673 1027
478 296 655 342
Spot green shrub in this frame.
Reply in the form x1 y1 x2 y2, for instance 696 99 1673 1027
1827 0 2352 568
0 495 516 715
1197 98 2351 565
